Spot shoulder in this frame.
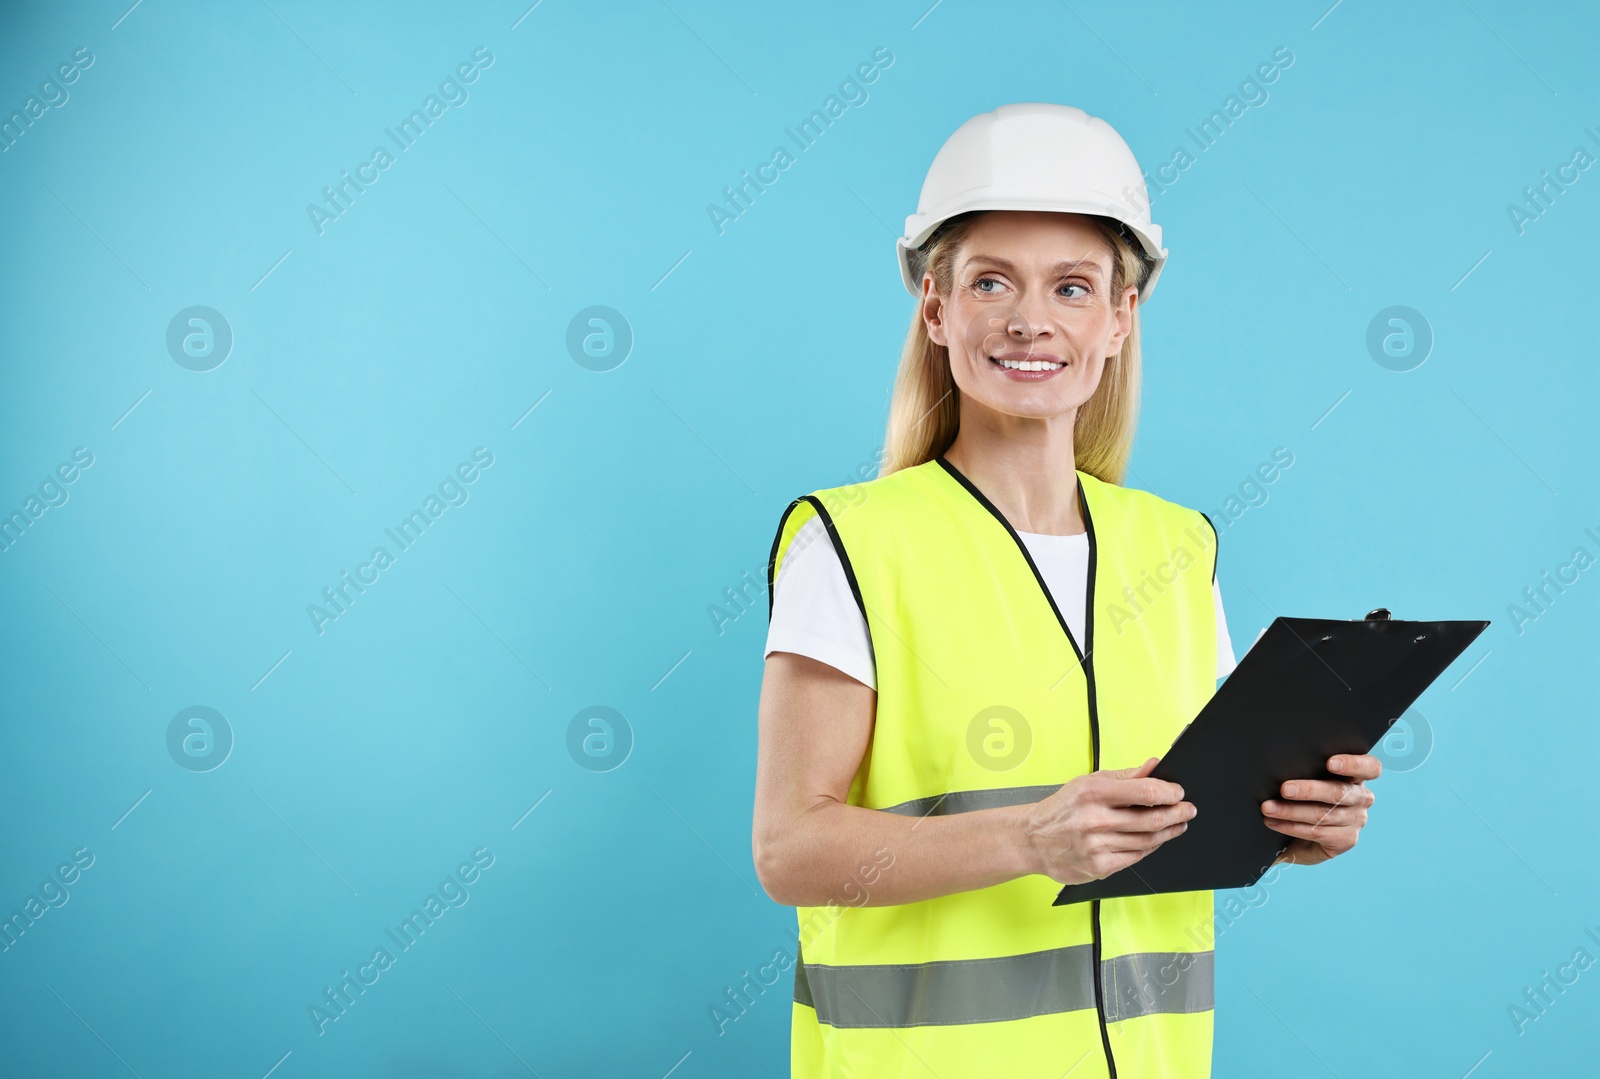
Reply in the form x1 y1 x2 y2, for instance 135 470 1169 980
767 461 941 580
780 460 942 529
1082 473 1218 582
1082 471 1213 534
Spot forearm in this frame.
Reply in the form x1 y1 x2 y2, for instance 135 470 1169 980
756 796 1040 908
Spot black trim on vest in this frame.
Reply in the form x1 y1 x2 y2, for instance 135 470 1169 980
934 453 1119 1079
1198 510 1219 585
1081 486 1117 1079
766 498 806 627
932 456 1089 664
769 493 879 1009
765 494 871 633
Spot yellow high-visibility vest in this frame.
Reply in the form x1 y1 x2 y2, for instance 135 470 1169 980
766 454 1221 1079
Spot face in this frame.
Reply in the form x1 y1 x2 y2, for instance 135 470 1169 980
921 211 1136 425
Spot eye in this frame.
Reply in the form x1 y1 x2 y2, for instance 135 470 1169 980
1059 282 1090 299
973 276 1002 293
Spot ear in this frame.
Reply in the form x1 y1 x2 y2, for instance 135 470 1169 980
922 275 948 347
1106 284 1137 356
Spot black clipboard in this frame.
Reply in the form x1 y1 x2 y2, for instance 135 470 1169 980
1053 611 1490 906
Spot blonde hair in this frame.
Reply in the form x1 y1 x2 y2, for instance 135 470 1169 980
879 211 1150 485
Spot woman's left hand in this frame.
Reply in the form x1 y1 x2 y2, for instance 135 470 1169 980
1261 754 1381 867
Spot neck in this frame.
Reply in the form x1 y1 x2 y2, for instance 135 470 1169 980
941 408 1084 535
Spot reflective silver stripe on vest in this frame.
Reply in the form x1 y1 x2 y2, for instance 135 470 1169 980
880 784 1064 818
1103 949 1215 1022
794 944 1213 1029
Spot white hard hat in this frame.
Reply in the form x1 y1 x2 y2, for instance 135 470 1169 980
897 103 1167 303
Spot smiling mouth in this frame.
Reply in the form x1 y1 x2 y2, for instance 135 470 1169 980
989 354 1065 372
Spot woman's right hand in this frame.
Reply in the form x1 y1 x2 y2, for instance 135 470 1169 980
1020 756 1196 885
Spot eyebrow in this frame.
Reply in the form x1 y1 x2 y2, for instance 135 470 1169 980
963 254 1107 278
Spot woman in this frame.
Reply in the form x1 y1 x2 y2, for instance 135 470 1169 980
752 104 1380 1079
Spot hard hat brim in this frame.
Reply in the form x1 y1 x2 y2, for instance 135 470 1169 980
897 201 1167 304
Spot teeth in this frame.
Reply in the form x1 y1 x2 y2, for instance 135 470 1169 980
994 357 1063 371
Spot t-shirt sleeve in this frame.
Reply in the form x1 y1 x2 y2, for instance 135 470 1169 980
765 515 877 690
1214 574 1238 680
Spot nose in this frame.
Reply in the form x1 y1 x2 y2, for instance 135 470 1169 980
992 302 1052 354
962 297 1053 359
1011 289 1056 341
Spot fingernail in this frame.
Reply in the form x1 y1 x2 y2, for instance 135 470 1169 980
1330 757 1342 770
1285 783 1299 797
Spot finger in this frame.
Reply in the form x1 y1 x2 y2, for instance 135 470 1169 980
1260 800 1365 826
1278 778 1374 807
1329 753 1382 781
1262 816 1354 845
1104 775 1186 808
1099 801 1195 832
1108 819 1190 852
1092 848 1158 879
1106 756 1160 781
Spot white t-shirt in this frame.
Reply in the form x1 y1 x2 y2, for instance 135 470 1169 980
765 515 1238 689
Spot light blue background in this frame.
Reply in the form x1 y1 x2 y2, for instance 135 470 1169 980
2 1 1596 1075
